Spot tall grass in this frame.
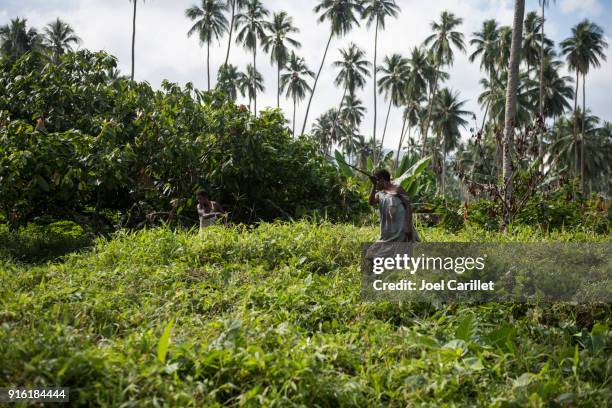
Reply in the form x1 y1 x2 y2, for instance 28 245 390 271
0 222 610 406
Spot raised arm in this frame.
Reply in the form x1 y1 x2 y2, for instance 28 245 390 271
368 176 378 206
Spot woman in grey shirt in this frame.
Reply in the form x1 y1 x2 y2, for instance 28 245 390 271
368 169 419 243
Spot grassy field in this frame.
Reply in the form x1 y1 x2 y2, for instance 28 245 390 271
0 222 610 406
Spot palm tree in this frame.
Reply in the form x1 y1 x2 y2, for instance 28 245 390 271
341 93 366 133
311 108 346 154
470 19 500 131
479 71 532 130
238 64 264 112
129 0 143 81
300 0 364 135
422 11 465 157
540 57 573 121
431 88 471 194
186 0 228 91
235 0 269 116
42 18 81 63
495 26 513 72
362 0 400 154
217 63 241 99
224 0 247 65
395 89 424 168
280 52 314 136
333 43 371 114
538 0 555 147
0 18 42 60
560 19 608 190
502 0 525 227
263 11 301 108
377 53 409 159
522 11 547 78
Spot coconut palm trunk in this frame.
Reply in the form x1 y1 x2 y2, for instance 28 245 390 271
442 144 447 194
301 32 333 135
581 74 585 193
572 70 579 176
538 2 545 169
292 96 297 136
277 63 280 108
131 0 137 81
421 70 439 157
502 0 525 227
379 99 392 159
225 0 236 65
253 42 257 116
207 40 211 90
394 115 407 169
372 17 379 159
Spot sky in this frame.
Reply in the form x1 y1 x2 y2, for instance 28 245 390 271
1 0 611 150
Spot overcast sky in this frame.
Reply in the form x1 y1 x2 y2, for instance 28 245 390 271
2 0 611 149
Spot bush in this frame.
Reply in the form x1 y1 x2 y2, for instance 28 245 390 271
0 51 366 229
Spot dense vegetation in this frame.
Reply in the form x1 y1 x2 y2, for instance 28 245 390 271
1 223 610 406
0 51 366 230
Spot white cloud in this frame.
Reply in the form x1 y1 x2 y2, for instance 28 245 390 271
560 0 603 15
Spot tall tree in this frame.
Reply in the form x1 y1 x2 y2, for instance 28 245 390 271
560 19 608 191
422 11 465 157
502 0 525 227
395 88 424 169
224 0 247 65
361 0 400 157
217 63 241 100
280 52 314 136
300 0 364 135
538 0 555 167
263 11 301 108
522 11 547 78
129 0 142 81
431 88 471 194
186 0 229 91
469 19 500 130
333 43 371 115
42 18 81 63
235 0 269 116
540 57 573 120
0 18 42 60
238 63 264 112
377 53 409 160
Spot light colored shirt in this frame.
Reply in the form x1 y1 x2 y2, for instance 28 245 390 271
375 191 407 242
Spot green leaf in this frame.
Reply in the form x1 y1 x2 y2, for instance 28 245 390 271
157 320 174 363
334 150 353 178
393 156 431 191
35 175 50 192
455 314 476 342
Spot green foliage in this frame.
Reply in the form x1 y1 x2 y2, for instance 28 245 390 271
0 222 610 406
0 220 91 262
0 51 366 228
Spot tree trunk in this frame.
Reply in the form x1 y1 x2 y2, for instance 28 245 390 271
225 0 235 66
502 0 525 228
442 144 447 195
131 0 137 81
292 96 296 137
538 3 546 171
421 69 439 157
301 32 334 135
207 40 211 91
581 73 586 194
394 114 407 169
572 70 579 177
253 43 257 117
372 17 379 161
378 99 392 164
277 63 280 108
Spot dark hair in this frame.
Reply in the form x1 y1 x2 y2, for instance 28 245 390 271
196 189 209 198
373 168 391 182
